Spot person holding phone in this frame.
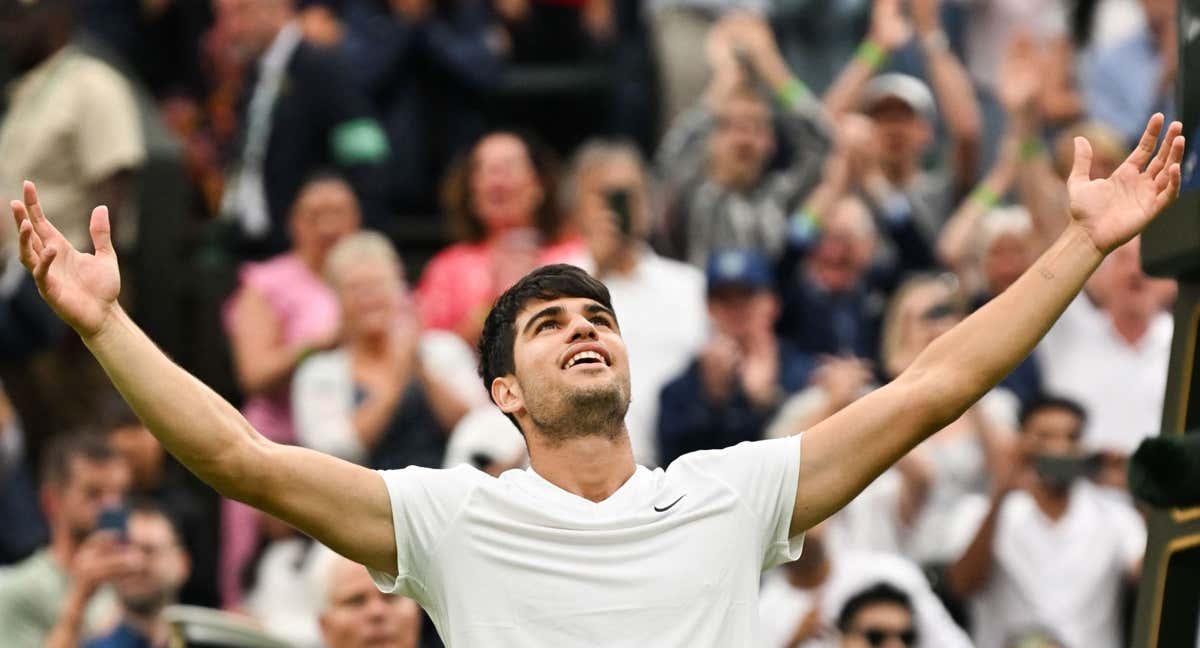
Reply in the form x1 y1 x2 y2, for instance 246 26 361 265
945 396 1145 648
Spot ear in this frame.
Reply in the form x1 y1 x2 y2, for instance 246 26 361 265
490 376 525 417
39 485 59 522
177 551 192 587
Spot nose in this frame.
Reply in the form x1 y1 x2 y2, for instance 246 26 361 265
566 314 599 342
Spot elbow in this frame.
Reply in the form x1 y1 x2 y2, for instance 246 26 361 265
214 434 278 506
893 368 974 431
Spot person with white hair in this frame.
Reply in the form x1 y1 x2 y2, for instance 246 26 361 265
317 550 421 648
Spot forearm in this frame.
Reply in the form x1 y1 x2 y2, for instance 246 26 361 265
353 384 405 449
823 47 878 118
946 494 1004 596
909 224 1102 425
85 307 272 501
936 136 1017 269
44 586 90 648
920 36 982 186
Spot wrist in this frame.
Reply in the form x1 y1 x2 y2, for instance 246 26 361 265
856 39 889 69
919 29 949 53
79 304 128 348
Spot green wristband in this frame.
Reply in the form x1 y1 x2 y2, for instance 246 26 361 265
1019 138 1046 162
970 186 1000 209
778 77 811 110
855 40 888 71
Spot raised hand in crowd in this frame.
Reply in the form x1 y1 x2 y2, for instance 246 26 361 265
823 0 910 118
45 530 136 648
699 334 741 405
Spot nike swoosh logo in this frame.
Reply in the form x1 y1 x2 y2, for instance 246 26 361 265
654 494 686 513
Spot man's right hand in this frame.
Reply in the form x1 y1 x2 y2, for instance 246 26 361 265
69 531 135 599
11 181 120 339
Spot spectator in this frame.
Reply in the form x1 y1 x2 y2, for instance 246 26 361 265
317 551 422 648
293 231 480 470
1081 0 1176 143
833 583 920 648
442 405 528 475
879 273 1016 564
49 500 191 648
100 397 219 607
215 0 389 257
946 396 1146 648
1035 237 1175 455
654 14 833 268
824 0 983 233
0 0 146 450
0 387 47 565
757 523 971 648
0 433 131 647
565 139 707 465
657 249 815 466
338 0 503 214
242 518 327 648
221 172 360 607
415 131 586 345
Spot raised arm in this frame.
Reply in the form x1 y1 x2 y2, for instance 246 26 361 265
823 0 910 118
789 114 1184 535
10 182 397 574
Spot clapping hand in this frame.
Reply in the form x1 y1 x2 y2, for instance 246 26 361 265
11 181 120 338
1067 114 1184 256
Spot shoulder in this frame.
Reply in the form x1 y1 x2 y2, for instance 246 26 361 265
377 463 492 500
0 549 52 603
423 243 485 274
67 53 136 97
668 437 801 478
238 254 308 291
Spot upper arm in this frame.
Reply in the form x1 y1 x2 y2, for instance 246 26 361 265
244 441 397 575
792 376 942 535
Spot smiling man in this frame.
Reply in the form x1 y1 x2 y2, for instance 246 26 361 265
7 114 1187 646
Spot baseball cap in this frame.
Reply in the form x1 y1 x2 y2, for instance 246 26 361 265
860 73 937 123
705 249 774 294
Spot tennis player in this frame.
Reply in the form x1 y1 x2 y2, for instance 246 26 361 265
10 114 1184 646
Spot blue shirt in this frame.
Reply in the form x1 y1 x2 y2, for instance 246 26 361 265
1081 31 1175 143
85 623 152 648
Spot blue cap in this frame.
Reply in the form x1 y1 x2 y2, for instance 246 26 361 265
705 249 774 294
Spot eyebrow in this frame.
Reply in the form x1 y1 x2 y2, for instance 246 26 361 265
520 302 619 337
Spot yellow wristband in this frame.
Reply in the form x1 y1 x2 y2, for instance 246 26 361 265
855 40 887 71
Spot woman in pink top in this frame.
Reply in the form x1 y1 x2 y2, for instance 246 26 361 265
417 131 586 345
219 173 361 607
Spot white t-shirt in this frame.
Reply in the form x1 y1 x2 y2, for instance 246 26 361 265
1036 295 1172 454
947 482 1146 648
602 250 708 467
757 551 973 648
370 436 803 646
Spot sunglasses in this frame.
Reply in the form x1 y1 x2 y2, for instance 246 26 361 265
919 301 960 322
853 627 919 647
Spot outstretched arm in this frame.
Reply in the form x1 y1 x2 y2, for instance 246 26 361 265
789 114 1185 535
10 183 397 574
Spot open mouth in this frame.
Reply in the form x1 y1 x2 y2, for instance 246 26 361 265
562 349 610 370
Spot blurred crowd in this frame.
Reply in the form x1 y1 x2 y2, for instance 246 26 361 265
0 0 1182 646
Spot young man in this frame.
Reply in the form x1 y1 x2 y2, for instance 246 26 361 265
8 114 1185 645
835 583 919 648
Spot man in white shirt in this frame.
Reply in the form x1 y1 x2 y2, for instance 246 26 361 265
945 396 1146 648
7 116 1184 646
1036 236 1175 455
564 139 707 466
758 523 970 648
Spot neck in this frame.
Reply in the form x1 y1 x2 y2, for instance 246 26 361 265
1030 483 1071 520
349 331 388 357
881 158 917 186
49 524 79 570
294 249 323 275
124 608 171 646
1110 309 1151 346
526 433 636 503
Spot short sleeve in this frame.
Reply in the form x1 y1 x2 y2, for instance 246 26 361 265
368 465 480 600
1106 494 1147 569
74 61 145 183
682 436 803 570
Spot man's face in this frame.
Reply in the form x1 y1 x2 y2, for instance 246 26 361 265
1095 238 1173 320
1021 407 1084 458
497 297 631 440
574 157 650 266
866 99 930 169
214 0 289 60
840 602 917 648
113 513 188 615
51 457 131 543
709 94 775 190
706 287 777 346
808 201 877 293
320 559 420 648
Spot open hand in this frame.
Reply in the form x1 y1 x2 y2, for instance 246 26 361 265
11 181 120 338
1067 114 1185 255
868 0 912 52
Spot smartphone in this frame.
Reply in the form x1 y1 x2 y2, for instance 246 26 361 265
97 505 129 541
1033 453 1101 486
604 188 632 236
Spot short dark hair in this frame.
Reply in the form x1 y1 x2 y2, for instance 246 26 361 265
1018 395 1088 431
127 496 184 546
836 582 914 632
39 431 120 488
478 264 616 432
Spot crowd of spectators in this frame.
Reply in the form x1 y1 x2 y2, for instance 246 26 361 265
0 0 1181 646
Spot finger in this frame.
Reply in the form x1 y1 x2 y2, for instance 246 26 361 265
1068 137 1094 188
17 220 41 271
89 206 115 259
1146 121 1182 179
12 201 44 257
1124 113 1165 170
32 245 56 283
22 180 62 241
1154 163 1183 214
